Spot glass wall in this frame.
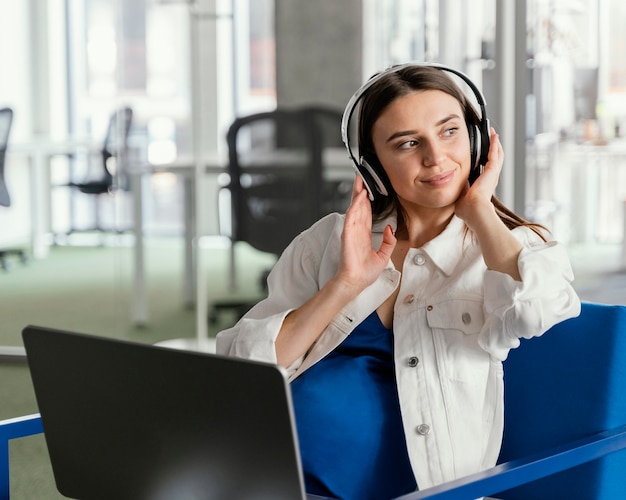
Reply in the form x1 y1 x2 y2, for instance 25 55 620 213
64 0 276 160
523 0 626 246
0 0 279 349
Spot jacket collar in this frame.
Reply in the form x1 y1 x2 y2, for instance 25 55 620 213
421 215 469 277
372 211 469 277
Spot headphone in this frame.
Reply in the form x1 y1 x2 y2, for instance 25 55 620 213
341 62 491 201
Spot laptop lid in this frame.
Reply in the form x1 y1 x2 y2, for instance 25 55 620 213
22 325 311 500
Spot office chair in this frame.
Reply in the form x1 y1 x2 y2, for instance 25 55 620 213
300 104 352 215
210 107 349 324
0 107 28 270
64 107 133 236
0 108 13 209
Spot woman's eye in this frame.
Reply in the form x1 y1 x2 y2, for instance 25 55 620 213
443 127 459 137
398 139 418 150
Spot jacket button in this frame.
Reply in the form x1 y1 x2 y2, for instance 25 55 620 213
416 424 431 436
462 312 471 325
426 305 433 311
404 294 415 304
413 254 426 266
408 356 419 367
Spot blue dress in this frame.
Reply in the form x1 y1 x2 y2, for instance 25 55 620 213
290 311 417 500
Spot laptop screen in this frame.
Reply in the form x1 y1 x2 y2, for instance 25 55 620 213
22 325 308 500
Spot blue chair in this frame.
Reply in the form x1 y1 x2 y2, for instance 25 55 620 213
3 302 626 499
0 414 43 500
496 301 626 499
400 301 626 499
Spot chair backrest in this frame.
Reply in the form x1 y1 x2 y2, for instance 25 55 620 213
226 108 323 255
101 106 133 185
299 104 344 148
497 301 626 499
299 105 353 215
0 107 14 207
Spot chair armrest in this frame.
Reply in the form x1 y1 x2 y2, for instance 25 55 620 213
395 424 626 500
0 414 43 500
2 415 625 500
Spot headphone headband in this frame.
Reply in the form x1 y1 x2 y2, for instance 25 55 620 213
340 62 488 171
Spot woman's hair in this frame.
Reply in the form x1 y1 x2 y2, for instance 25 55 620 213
357 64 547 241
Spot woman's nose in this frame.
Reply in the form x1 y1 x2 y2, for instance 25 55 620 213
422 140 444 167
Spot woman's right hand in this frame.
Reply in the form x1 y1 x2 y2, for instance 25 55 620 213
335 175 397 294
275 176 396 368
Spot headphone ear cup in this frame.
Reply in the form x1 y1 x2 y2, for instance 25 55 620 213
468 119 491 185
359 155 389 200
468 123 478 170
479 118 491 167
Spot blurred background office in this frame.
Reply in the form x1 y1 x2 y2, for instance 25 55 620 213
1 0 626 348
2 0 626 497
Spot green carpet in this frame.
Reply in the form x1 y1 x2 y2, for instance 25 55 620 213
0 237 275 499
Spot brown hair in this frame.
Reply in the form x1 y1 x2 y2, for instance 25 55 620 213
357 64 547 241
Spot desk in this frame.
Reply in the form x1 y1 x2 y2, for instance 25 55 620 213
1 138 97 360
7 137 98 258
129 153 226 326
130 148 355 333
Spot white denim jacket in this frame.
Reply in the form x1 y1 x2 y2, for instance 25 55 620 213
216 212 581 491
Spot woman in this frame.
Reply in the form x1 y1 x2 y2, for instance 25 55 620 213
216 64 580 499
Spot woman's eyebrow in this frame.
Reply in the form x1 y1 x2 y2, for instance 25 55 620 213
385 113 462 143
436 113 462 127
386 129 417 143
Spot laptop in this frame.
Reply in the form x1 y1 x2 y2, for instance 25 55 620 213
22 325 331 500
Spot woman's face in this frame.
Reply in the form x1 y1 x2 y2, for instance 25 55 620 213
371 89 472 214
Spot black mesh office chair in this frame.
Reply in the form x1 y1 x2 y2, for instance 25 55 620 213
210 107 350 325
301 104 352 215
65 107 133 235
0 107 28 270
0 107 13 209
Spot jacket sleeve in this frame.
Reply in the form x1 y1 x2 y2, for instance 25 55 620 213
478 228 581 361
215 214 342 371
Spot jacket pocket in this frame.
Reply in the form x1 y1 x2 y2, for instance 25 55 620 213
425 299 484 335
426 298 489 384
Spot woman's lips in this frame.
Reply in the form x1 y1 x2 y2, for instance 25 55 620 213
422 170 454 187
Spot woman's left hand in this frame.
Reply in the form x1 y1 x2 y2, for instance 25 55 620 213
454 127 503 227
454 126 522 281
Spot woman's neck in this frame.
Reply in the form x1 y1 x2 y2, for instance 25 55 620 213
396 207 454 249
